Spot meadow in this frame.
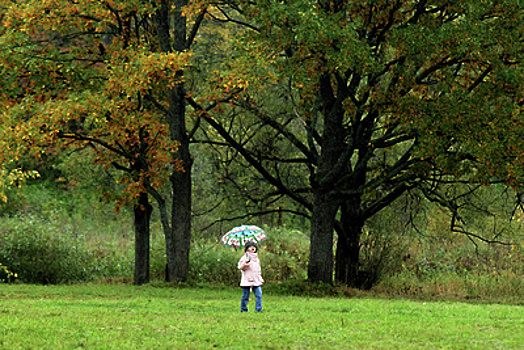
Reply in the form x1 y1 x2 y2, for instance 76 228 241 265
1 184 523 348
1 283 523 349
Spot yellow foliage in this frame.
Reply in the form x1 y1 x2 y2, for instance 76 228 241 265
0 168 40 202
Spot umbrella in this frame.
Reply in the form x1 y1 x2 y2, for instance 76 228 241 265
221 224 268 249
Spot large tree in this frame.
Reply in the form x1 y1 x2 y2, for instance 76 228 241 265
198 0 523 286
0 0 219 283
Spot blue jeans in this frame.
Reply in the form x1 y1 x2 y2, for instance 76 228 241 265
240 286 262 312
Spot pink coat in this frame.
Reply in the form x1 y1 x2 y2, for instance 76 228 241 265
238 252 264 287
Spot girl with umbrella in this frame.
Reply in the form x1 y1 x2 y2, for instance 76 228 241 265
237 241 264 312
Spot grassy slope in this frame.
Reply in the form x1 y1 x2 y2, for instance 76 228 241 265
1 284 522 349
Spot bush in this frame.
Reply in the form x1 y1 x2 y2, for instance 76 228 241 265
262 227 309 282
0 216 99 284
149 236 241 284
355 229 408 289
0 262 17 283
372 238 524 302
148 227 310 286
91 239 134 280
188 241 239 285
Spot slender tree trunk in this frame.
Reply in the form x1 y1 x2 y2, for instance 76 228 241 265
169 0 192 283
153 0 193 282
169 84 192 282
170 157 192 282
133 191 152 285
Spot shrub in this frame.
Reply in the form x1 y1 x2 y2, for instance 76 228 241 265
188 241 239 285
262 227 309 282
0 262 17 283
0 216 99 284
149 227 310 286
91 239 134 280
372 237 524 302
355 229 408 289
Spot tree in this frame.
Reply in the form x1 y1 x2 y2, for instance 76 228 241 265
0 0 211 283
199 0 523 286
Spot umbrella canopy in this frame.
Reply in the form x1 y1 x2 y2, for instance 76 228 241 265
221 224 268 249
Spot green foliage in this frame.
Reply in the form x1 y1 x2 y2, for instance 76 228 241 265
262 227 309 282
0 216 98 284
0 261 17 283
374 237 524 303
150 227 310 285
187 241 239 285
91 239 133 281
1 180 133 239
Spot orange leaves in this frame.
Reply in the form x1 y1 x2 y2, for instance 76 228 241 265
196 69 249 109
0 0 194 209
182 0 212 18
106 49 191 98
212 69 249 93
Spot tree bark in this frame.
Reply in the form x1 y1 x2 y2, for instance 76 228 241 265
169 0 192 283
307 74 346 285
133 191 152 285
335 198 364 287
307 189 339 284
153 0 193 282
168 84 192 282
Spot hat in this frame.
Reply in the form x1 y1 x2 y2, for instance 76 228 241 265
244 241 258 252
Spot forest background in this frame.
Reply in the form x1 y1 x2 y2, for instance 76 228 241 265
0 0 522 302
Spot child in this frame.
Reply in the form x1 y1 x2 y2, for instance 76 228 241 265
237 241 264 312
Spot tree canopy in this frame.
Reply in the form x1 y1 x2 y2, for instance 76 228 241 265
194 0 524 285
1 0 522 287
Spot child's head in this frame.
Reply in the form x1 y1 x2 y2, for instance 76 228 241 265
245 241 258 253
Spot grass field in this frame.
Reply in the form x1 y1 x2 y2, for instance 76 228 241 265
1 284 522 349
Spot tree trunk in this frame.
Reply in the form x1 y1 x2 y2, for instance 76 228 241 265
307 190 339 284
335 198 364 287
133 191 152 285
307 74 346 285
154 0 193 283
167 0 192 282
170 112 192 282
163 75 193 282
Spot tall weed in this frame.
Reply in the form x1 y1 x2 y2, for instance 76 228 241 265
149 227 310 285
373 237 524 302
0 216 98 284
0 214 134 284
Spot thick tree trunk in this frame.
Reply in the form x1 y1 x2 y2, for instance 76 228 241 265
133 191 152 285
307 74 346 285
307 190 340 284
335 199 364 287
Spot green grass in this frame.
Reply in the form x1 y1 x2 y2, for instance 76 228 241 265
1 284 522 349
